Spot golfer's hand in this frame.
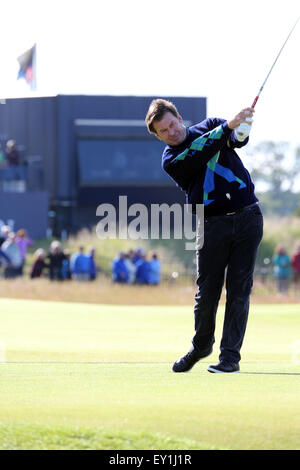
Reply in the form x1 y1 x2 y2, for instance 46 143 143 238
227 108 255 130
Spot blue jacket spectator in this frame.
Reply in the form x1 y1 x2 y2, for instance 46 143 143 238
132 248 145 265
149 253 161 285
112 252 129 283
124 253 136 284
70 246 90 280
135 255 151 284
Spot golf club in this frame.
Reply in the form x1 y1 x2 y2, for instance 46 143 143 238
251 15 300 109
237 15 300 138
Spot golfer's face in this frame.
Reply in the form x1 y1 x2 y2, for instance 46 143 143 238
153 112 186 146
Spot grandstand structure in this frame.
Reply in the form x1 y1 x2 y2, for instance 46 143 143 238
0 95 206 237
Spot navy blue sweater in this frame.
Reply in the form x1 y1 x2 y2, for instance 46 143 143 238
162 118 258 216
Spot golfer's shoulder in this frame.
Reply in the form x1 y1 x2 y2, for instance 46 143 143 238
191 117 226 133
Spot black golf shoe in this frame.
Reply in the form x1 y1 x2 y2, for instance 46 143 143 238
172 347 205 373
207 362 240 373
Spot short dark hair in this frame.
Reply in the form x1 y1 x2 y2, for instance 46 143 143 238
145 99 179 134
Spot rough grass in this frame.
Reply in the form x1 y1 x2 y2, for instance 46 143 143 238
0 276 299 306
0 277 195 305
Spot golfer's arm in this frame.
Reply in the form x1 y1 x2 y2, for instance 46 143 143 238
174 122 232 167
163 123 232 188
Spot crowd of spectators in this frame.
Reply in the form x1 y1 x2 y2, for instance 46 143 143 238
0 225 33 278
0 225 97 281
112 248 161 285
30 242 97 281
2 222 300 294
0 225 161 285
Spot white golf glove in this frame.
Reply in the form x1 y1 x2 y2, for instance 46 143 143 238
235 117 253 142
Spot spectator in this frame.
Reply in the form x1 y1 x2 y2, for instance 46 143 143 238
291 245 300 294
149 253 161 285
0 225 10 247
1 232 23 278
46 240 67 281
6 139 20 166
70 246 90 281
30 248 47 278
5 140 24 183
0 247 11 267
86 247 97 281
135 254 151 284
61 250 71 280
112 251 129 283
259 258 271 284
132 248 145 265
272 245 291 295
15 228 33 274
124 251 136 284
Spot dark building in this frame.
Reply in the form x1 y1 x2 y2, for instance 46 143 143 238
0 95 206 238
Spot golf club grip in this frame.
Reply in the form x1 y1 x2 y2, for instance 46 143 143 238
251 96 259 109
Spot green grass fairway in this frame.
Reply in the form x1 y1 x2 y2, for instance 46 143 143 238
0 298 299 450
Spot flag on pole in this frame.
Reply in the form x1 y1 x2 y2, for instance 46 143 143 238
17 44 36 90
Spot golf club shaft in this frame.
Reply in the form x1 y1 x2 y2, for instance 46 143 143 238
251 15 300 109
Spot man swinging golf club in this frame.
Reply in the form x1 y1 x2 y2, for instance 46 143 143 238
145 100 263 373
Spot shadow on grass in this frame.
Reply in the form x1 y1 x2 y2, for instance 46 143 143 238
3 361 300 376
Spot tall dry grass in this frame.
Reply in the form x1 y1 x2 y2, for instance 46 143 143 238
0 275 299 305
0 276 196 305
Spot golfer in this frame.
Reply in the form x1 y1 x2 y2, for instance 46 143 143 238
145 99 263 373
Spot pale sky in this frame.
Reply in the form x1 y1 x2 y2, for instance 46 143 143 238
1 0 299 149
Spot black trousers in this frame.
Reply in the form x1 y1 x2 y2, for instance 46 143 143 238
192 204 263 364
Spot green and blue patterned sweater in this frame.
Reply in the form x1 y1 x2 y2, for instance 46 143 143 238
162 118 258 216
